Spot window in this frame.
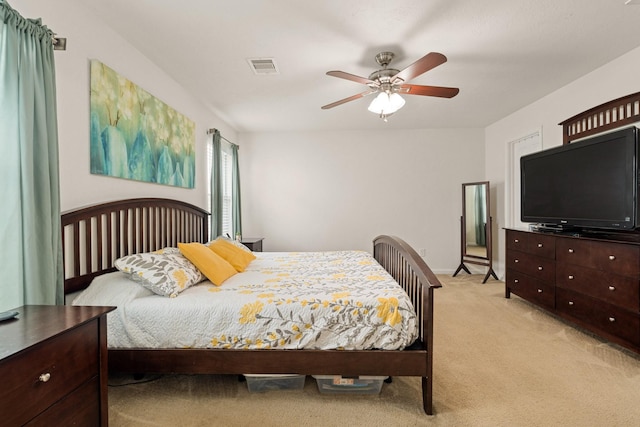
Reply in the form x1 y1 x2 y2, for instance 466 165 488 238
207 138 234 237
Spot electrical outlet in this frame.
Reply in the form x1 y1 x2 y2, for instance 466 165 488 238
419 248 426 257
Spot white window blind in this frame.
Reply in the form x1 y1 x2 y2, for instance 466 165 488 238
207 138 234 237
220 142 233 236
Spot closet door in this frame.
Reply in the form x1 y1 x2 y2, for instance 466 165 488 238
508 131 541 229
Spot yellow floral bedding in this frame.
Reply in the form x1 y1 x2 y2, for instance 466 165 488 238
73 251 418 350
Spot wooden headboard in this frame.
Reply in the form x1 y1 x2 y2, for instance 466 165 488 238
559 91 640 144
61 198 209 294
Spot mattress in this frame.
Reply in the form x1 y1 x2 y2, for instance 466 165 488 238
73 250 418 350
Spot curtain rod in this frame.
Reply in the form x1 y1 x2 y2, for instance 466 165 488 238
206 128 237 147
52 34 66 50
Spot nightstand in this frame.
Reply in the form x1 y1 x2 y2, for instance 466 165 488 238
240 237 264 252
0 305 115 426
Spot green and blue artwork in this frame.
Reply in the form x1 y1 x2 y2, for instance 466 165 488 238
90 60 195 188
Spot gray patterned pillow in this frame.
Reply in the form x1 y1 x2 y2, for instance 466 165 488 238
114 247 205 297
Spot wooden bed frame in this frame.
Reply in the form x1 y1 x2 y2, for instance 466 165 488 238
62 198 442 414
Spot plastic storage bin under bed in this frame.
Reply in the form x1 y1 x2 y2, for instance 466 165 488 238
244 374 306 392
312 375 388 394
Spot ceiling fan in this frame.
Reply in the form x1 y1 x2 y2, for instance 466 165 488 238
321 51 459 120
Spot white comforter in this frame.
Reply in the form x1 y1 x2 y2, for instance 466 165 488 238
73 251 418 350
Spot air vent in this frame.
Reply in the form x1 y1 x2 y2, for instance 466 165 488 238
247 58 279 75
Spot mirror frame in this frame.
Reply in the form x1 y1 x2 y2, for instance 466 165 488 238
453 181 498 283
463 182 489 260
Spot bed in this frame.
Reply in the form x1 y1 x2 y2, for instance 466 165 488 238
62 198 442 414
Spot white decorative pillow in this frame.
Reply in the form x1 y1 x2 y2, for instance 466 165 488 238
206 236 253 253
114 247 205 297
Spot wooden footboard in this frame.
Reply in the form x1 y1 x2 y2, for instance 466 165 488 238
373 235 443 414
62 199 441 414
373 235 442 350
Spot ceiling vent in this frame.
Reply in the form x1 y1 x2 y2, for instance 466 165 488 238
247 58 279 75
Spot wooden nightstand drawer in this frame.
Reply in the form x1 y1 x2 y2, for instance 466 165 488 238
1 320 99 426
26 377 100 427
556 237 640 277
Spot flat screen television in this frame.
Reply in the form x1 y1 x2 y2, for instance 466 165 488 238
520 126 639 232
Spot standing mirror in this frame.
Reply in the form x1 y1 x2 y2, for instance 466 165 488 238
453 181 498 283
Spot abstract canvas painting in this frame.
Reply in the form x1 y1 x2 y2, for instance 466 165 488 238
90 60 196 188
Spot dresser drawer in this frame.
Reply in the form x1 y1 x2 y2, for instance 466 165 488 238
506 230 555 259
26 377 100 426
506 250 555 283
556 264 640 312
1 321 99 426
506 269 555 309
556 237 640 277
556 288 640 346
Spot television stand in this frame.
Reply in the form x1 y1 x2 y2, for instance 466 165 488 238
505 228 640 354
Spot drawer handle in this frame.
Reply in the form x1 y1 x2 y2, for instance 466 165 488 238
568 248 574 253
537 243 543 248
514 239 519 243
609 255 616 261
609 317 616 322
514 279 519 283
568 301 574 305
537 289 543 293
514 259 519 263
537 266 543 271
39 373 51 383
568 275 574 280
608 286 616 291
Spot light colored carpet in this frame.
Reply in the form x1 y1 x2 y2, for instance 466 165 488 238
108 274 640 426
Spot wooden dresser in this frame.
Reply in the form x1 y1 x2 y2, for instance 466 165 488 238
0 305 114 426
505 229 640 353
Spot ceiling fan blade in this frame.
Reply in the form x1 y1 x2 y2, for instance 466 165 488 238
326 70 375 85
400 84 459 98
321 90 377 109
392 52 447 83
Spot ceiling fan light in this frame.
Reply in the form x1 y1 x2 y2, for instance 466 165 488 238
388 92 405 111
367 92 405 115
367 93 386 114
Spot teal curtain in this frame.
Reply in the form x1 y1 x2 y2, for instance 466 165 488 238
210 130 222 239
475 185 486 246
0 1 63 310
231 143 242 237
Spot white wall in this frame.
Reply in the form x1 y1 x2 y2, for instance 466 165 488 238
11 1 484 276
12 0 236 212
240 128 485 273
486 45 640 278
29 0 634 278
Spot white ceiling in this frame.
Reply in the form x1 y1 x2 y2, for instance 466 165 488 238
77 0 640 133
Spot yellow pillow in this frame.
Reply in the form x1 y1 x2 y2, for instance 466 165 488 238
178 242 237 286
208 238 256 272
